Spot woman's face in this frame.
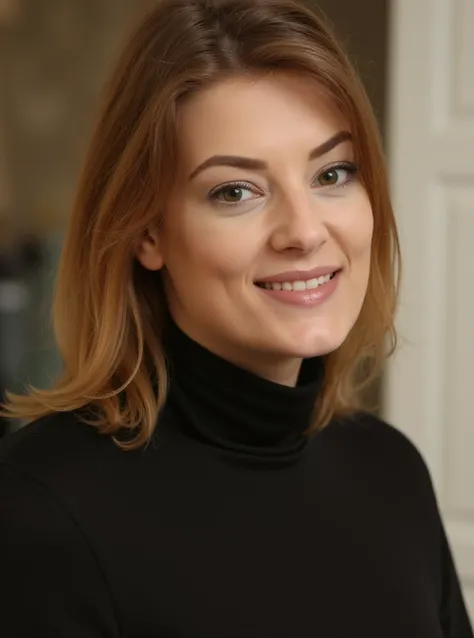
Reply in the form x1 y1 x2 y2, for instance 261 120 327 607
137 74 373 385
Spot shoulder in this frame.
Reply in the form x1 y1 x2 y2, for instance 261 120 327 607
0 410 126 495
319 411 435 495
1 409 114 463
324 410 427 461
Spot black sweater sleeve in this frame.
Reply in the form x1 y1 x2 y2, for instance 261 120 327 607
439 518 473 638
0 463 119 638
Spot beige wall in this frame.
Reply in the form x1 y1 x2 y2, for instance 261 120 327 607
2 0 153 236
314 0 389 135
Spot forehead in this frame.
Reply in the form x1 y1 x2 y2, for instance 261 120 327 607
176 73 349 166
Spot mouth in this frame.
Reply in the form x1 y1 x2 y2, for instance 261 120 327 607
255 270 339 292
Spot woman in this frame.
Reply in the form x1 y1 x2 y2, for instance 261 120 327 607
0 0 472 636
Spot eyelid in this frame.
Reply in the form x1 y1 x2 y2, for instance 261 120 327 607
209 180 257 197
317 160 357 174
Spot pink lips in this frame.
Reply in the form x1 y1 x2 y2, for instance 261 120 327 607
256 266 340 284
255 269 341 308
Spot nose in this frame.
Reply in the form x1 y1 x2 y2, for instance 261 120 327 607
269 190 330 254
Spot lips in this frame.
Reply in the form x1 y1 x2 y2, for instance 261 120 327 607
255 267 341 287
254 268 341 308
256 272 336 291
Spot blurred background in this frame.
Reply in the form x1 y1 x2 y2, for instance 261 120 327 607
0 0 473 619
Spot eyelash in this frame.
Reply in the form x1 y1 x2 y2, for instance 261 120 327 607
208 161 359 207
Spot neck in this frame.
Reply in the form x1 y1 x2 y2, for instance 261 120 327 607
162 317 325 459
169 316 304 387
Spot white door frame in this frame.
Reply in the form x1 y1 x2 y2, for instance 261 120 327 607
384 0 474 619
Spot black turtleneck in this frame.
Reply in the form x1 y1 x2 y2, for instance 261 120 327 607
164 318 325 457
0 321 472 637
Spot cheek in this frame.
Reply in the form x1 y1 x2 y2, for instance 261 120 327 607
341 195 374 263
353 215 374 262
164 214 258 280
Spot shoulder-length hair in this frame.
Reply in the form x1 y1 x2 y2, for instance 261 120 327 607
2 0 400 449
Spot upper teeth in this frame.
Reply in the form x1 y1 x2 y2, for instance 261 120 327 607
260 273 333 291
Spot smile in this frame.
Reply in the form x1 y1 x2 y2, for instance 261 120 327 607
255 272 336 292
254 270 340 308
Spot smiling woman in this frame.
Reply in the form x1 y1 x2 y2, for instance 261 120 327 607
0 0 472 637
137 75 374 384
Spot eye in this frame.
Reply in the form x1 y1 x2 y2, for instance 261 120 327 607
315 162 358 189
209 182 259 206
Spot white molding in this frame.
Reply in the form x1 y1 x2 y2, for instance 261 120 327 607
384 0 474 619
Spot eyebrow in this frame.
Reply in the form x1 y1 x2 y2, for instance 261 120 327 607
188 130 352 180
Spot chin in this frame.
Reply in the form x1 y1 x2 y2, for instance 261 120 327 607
300 339 346 359
284 323 353 359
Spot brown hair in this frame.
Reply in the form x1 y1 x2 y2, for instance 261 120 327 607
2 0 400 449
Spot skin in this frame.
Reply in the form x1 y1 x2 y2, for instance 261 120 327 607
136 73 373 386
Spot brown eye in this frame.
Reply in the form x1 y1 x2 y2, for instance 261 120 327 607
210 182 256 206
221 186 244 202
318 169 340 186
314 163 358 189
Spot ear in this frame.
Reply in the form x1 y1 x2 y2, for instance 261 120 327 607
135 227 164 271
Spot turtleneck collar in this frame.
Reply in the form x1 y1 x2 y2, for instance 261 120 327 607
163 319 325 459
